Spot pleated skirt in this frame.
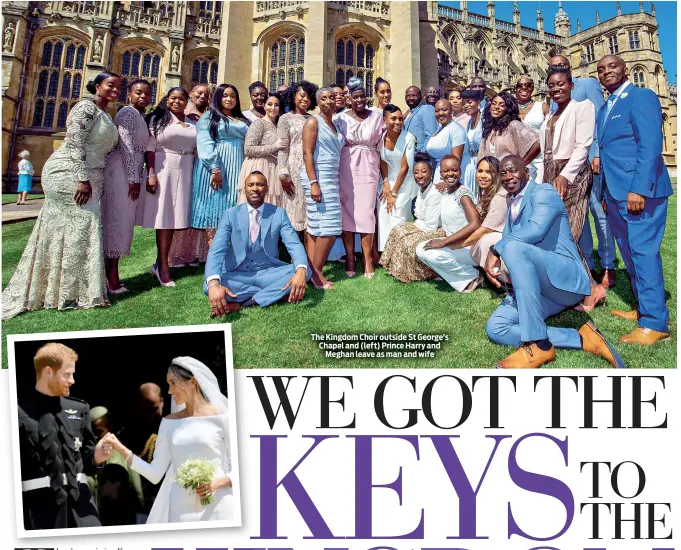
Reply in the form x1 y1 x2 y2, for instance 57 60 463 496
190 140 244 229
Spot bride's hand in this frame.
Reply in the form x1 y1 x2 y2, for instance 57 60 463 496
196 475 232 498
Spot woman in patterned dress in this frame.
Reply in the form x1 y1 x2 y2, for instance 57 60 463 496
191 84 249 247
277 80 319 235
101 79 152 294
380 152 446 283
237 91 285 205
2 72 121 320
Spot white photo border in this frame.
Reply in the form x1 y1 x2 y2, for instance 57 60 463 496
6 323 242 539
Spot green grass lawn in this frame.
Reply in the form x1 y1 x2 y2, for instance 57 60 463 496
1 197 677 369
2 193 44 204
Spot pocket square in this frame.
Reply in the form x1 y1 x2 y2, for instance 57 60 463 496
611 114 621 120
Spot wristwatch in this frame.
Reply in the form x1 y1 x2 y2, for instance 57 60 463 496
390 191 398 198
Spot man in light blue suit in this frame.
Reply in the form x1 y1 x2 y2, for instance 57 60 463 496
403 86 438 153
550 55 616 288
485 156 625 369
204 171 311 316
596 55 673 345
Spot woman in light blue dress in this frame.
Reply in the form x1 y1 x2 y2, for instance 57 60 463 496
426 99 470 195
191 83 249 247
301 87 346 290
461 89 485 200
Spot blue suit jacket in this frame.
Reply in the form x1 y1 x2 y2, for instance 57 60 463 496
403 104 438 153
552 77 604 160
496 180 590 296
204 202 309 285
596 83 673 202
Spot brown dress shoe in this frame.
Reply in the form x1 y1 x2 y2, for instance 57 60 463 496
600 269 616 289
578 321 626 367
619 327 670 345
610 309 640 322
497 343 555 369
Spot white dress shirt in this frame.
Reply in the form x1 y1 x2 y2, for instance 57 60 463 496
509 183 529 222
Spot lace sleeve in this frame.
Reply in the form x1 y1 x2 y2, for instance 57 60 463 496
277 114 291 176
64 100 99 182
115 108 144 184
245 119 279 158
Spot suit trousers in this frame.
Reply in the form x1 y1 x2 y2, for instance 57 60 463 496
486 239 584 348
604 189 669 332
415 244 479 292
221 264 302 308
579 173 616 270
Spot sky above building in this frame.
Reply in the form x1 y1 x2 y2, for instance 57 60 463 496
440 1 678 82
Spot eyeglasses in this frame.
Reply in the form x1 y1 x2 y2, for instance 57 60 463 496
550 63 569 70
516 83 533 89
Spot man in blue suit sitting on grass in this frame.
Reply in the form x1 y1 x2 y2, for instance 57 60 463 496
484 156 625 369
204 171 311 317
596 55 673 345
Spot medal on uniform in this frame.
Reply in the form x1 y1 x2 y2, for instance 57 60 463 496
74 437 82 451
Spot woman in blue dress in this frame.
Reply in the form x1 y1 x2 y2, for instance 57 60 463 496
461 89 485 200
301 87 346 290
192 83 249 247
426 98 470 196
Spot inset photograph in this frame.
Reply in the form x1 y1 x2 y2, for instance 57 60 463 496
6 325 240 537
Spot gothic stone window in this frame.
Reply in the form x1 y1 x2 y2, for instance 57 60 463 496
632 67 646 88
584 43 595 63
608 35 619 55
32 36 88 128
335 36 376 97
192 56 219 87
628 30 641 50
269 34 305 92
118 46 162 106
199 0 222 18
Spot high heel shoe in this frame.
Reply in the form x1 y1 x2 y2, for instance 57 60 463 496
150 264 176 287
106 280 128 295
574 284 606 312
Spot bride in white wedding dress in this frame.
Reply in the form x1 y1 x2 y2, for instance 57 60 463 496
105 357 234 523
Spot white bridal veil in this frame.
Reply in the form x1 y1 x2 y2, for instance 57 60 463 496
146 356 231 524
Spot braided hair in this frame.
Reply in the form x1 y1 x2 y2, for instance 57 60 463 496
208 83 249 142
481 91 521 139
145 87 189 138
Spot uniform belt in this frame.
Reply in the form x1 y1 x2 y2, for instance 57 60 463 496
156 148 193 155
22 472 87 492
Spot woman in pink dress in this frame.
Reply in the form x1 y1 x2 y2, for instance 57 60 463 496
136 88 197 287
336 77 384 278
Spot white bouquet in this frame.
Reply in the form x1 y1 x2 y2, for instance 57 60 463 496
174 457 216 506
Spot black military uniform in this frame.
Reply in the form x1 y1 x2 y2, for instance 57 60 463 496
18 389 101 530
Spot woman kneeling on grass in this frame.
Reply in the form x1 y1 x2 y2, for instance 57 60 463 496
380 152 445 282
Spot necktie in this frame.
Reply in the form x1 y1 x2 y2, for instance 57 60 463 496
602 94 617 133
250 209 260 243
